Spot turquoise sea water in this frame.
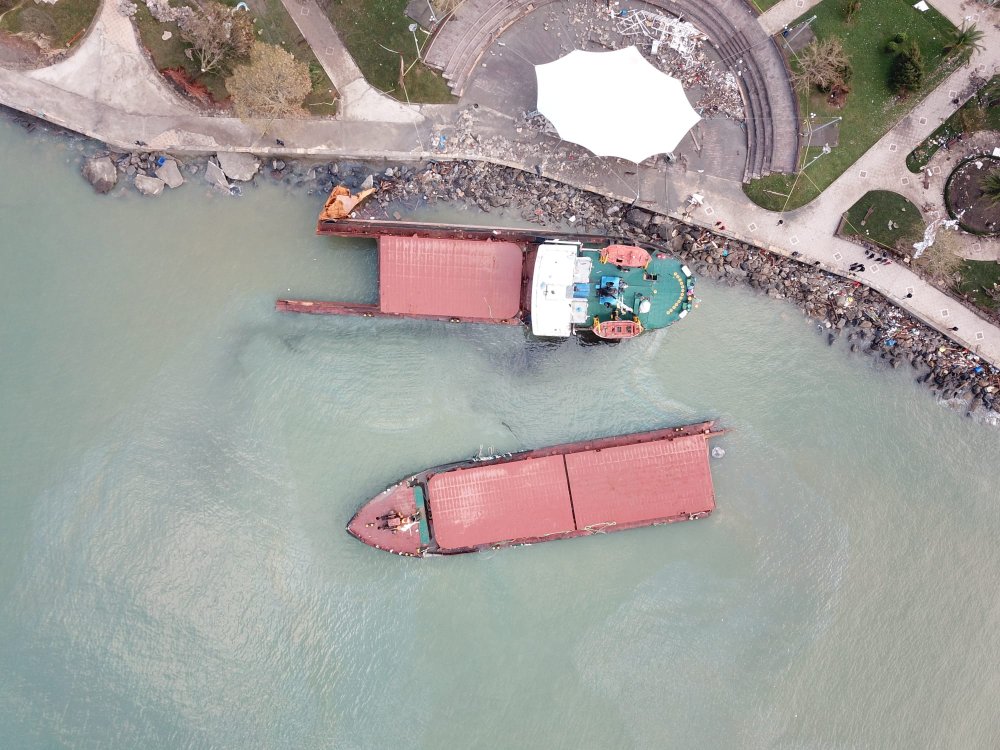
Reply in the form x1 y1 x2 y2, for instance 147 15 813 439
1 117 1000 749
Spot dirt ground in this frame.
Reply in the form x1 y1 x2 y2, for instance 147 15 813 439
946 156 1000 236
0 31 43 68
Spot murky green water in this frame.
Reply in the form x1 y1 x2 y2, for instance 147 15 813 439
1 117 999 749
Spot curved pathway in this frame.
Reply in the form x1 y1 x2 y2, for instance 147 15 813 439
275 0 425 123
27 0 192 117
648 0 1000 361
425 0 799 180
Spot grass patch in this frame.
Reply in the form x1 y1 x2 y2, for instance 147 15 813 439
906 75 1000 172
248 0 338 114
747 0 784 12
744 0 959 211
956 259 1000 310
320 0 455 103
839 190 923 251
133 0 337 114
133 3 230 101
0 0 99 48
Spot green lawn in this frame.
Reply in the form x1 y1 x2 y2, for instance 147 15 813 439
907 75 1000 172
839 190 924 251
320 0 455 103
133 0 337 114
746 0 784 12
744 0 959 211
0 0 99 48
956 260 1000 310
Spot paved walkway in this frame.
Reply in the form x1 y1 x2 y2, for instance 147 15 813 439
26 0 191 116
671 0 1000 359
276 0 425 123
758 0 825 36
1 0 1000 364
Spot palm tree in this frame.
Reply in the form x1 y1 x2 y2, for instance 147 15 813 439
983 169 1000 206
943 23 986 65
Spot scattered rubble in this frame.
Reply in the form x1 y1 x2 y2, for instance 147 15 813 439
56 129 1000 418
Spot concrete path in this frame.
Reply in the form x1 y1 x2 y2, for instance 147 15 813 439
27 0 191 116
758 0 825 36
276 0 425 123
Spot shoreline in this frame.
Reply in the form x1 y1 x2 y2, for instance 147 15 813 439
5 106 998 422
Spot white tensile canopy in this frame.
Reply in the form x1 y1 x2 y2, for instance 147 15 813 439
534 46 700 164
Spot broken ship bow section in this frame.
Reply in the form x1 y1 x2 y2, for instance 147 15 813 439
347 422 725 557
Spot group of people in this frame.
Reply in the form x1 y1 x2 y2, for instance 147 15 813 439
863 248 893 266
850 249 894 274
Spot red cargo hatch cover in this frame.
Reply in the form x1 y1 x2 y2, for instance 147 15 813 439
428 455 575 550
565 436 714 529
379 236 523 320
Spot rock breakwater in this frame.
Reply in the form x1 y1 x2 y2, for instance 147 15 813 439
362 161 1000 419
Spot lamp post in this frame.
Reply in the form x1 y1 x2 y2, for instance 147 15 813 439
786 15 817 45
408 23 421 60
803 143 832 170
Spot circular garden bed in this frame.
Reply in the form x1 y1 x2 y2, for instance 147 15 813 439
945 155 1000 236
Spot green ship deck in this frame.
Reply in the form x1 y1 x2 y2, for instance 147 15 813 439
581 247 689 331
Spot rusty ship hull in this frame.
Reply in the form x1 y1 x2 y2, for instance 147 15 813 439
347 422 725 557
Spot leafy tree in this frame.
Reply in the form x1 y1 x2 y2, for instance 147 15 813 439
794 38 852 93
888 40 923 94
226 42 312 120
943 22 986 65
181 2 255 76
983 170 1000 206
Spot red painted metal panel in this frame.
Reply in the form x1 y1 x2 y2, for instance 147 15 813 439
378 236 524 320
347 483 423 556
565 435 715 529
428 455 575 550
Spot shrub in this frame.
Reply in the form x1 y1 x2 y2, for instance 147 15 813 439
888 40 923 94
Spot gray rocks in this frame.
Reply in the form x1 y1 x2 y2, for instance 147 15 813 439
625 207 654 229
361 174 374 190
155 158 184 189
134 174 165 196
215 151 259 181
82 157 118 194
204 161 231 192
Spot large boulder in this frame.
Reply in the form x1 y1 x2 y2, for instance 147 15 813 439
82 156 118 194
215 151 259 181
204 160 231 192
134 175 165 196
625 207 654 229
155 158 184 188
